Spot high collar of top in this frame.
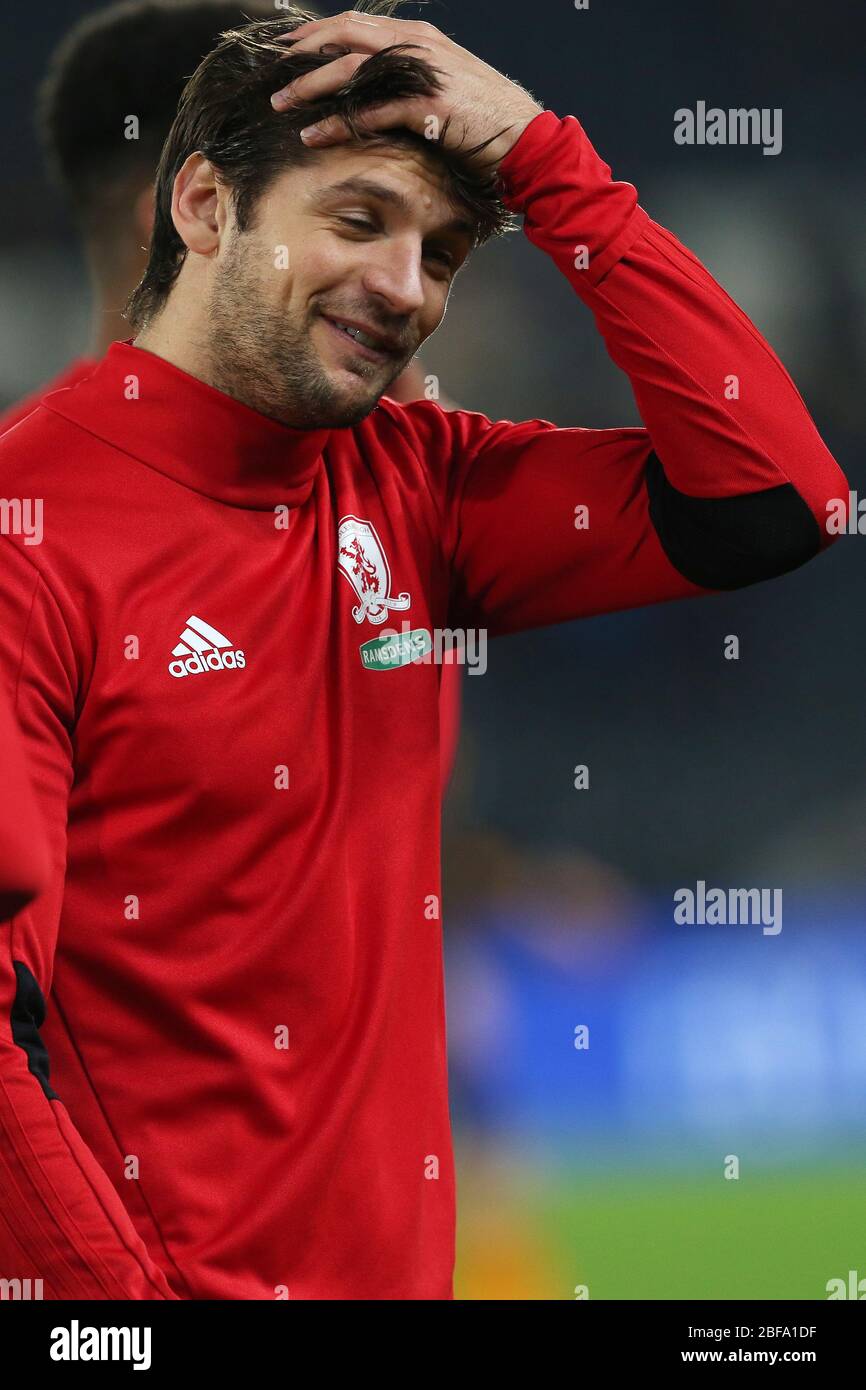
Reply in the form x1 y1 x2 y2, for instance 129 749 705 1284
42 340 334 511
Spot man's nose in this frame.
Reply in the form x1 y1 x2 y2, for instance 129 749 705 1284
361 241 426 317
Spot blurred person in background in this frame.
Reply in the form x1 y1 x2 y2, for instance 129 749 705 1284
1 1 277 430
0 0 462 785
0 1 848 1301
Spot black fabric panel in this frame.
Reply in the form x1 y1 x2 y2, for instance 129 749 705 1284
11 960 59 1101
645 451 822 590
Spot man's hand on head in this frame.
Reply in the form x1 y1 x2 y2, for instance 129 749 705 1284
270 9 544 171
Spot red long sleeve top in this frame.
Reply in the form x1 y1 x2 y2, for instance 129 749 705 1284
0 110 847 1300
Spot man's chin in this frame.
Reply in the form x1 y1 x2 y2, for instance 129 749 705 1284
277 386 381 431
320 398 381 429
307 361 406 427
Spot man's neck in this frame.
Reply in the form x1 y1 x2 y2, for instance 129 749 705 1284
132 313 214 395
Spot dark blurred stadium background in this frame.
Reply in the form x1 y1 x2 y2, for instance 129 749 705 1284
2 0 864 1298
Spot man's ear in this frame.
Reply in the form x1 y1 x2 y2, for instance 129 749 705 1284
170 153 226 256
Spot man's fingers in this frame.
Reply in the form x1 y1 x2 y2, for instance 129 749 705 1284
299 100 417 147
276 11 434 45
276 12 384 40
271 26 436 111
270 11 444 123
277 16 397 56
271 51 369 111
276 12 439 60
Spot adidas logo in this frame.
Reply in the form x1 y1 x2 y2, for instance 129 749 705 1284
168 614 246 679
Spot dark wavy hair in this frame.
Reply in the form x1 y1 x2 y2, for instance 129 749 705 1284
126 1 517 328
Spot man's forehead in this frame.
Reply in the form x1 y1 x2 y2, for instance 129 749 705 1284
299 143 475 235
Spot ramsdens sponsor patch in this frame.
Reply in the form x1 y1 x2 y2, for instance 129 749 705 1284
359 628 432 670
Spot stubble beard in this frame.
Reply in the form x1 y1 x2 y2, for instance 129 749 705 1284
203 235 408 429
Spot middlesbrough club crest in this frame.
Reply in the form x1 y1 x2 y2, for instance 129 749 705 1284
337 514 411 626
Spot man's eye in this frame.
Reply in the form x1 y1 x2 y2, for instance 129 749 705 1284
337 216 378 233
422 248 458 278
333 219 454 272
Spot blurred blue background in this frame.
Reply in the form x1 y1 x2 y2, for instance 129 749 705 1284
1 0 864 1298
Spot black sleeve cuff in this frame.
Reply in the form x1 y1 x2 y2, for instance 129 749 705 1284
645 451 822 590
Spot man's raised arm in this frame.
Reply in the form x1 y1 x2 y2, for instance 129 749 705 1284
276 13 848 634
432 109 848 636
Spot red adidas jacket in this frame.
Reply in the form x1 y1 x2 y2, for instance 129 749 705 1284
0 109 847 1299
0 366 465 795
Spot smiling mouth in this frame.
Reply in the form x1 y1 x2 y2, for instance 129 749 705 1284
319 313 400 363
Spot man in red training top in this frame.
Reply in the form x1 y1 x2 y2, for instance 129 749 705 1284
0 0 463 791
0 5 848 1300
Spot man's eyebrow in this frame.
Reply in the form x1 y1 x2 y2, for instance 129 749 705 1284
309 177 476 239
